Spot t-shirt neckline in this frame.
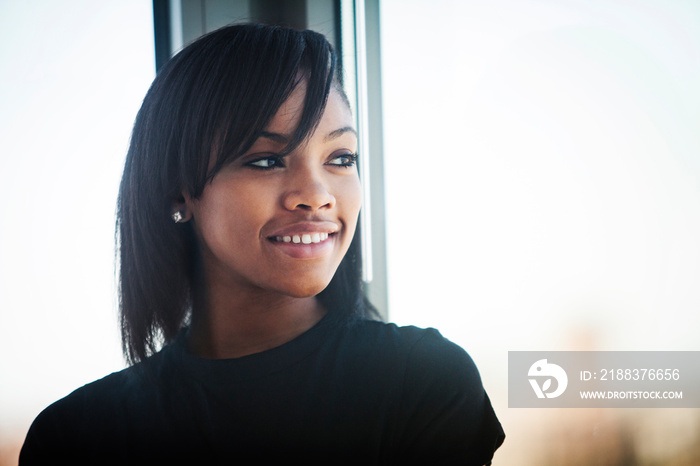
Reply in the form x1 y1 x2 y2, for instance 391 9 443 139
173 311 336 383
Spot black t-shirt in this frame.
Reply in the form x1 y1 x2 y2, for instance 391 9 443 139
20 317 504 465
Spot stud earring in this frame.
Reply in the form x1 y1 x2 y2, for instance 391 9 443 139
172 211 184 223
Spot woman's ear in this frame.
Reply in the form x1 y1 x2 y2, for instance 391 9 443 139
172 192 194 223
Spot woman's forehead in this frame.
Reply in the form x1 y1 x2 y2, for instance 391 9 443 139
264 87 354 139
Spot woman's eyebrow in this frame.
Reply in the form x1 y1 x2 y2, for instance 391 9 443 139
258 127 356 144
325 126 357 141
258 131 289 144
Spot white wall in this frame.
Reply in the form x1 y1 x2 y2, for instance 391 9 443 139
0 0 155 449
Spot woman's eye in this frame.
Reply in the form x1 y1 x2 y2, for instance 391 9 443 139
246 156 284 169
327 152 358 168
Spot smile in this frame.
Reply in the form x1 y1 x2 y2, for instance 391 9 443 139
272 233 330 244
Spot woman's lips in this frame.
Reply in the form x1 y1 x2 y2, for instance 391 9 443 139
265 222 339 259
268 221 338 238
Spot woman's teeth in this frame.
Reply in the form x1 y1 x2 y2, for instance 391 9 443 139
275 233 329 244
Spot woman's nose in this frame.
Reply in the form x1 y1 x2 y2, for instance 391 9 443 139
282 167 336 211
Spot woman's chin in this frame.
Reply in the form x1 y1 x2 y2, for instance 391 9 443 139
283 283 330 299
263 275 332 299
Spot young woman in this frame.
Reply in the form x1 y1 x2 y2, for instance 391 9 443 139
20 24 504 464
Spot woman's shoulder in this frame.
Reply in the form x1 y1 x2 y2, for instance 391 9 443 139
20 350 173 464
24 362 146 429
342 319 480 377
41 348 171 409
337 319 490 422
20 370 123 464
338 319 504 463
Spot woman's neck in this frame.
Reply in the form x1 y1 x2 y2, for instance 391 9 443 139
187 283 326 359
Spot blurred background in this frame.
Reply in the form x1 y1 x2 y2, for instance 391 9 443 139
1 1 699 464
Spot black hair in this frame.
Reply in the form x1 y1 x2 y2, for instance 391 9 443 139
117 23 377 364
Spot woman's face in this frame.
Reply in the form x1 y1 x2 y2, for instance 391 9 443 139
186 84 361 299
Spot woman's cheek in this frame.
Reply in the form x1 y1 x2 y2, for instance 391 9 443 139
343 175 363 217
